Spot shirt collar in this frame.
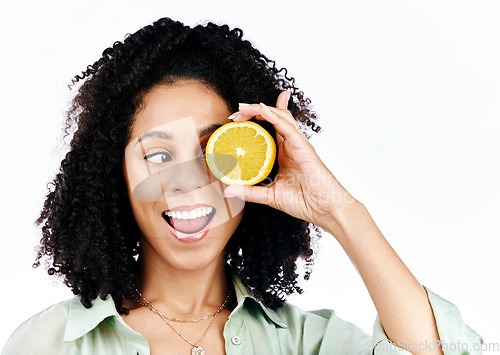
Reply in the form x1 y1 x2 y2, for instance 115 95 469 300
227 267 287 328
64 267 287 341
63 293 118 341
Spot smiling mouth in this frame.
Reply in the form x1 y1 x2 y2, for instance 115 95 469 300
162 206 216 234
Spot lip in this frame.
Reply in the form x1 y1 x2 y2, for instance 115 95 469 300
162 203 216 243
164 203 215 213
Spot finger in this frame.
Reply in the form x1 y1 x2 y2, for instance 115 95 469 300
223 184 274 207
275 127 284 147
257 103 307 149
234 103 300 130
228 112 240 121
266 104 301 130
229 103 306 148
230 103 264 122
276 90 291 110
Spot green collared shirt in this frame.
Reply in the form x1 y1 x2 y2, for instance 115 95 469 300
3 269 482 354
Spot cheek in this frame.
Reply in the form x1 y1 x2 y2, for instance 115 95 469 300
127 197 149 226
206 207 244 249
208 182 245 229
123 148 153 197
217 203 244 235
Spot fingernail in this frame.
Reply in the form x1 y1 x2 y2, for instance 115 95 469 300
286 90 291 102
259 102 271 111
239 103 250 107
223 188 235 198
228 114 237 120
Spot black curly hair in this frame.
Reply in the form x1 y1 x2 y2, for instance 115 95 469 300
33 17 323 314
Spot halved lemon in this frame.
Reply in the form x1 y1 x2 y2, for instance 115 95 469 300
206 121 276 185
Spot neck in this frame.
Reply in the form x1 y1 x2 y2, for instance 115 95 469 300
132 251 231 318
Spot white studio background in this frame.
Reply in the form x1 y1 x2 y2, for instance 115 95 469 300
1 0 499 352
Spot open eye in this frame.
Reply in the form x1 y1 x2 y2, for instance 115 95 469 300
144 149 173 164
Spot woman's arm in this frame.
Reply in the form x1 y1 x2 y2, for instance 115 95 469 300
321 196 443 354
224 91 443 354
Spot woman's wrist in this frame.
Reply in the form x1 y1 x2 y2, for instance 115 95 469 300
318 197 370 245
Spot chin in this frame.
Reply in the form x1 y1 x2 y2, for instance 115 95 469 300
165 241 226 271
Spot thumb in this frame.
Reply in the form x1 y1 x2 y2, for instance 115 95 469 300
224 184 274 206
276 90 291 110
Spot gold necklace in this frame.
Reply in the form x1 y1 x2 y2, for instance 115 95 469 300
133 288 228 323
132 288 232 355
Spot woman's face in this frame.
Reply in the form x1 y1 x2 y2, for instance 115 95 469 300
123 80 244 272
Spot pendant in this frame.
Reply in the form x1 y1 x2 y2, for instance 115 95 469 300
192 345 205 355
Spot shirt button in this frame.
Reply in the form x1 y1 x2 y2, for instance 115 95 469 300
231 336 242 345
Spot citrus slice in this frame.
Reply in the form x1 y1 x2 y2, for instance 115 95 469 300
206 121 276 185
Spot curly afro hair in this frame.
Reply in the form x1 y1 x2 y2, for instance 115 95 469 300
33 17 323 314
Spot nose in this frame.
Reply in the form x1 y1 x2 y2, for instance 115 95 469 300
165 158 210 194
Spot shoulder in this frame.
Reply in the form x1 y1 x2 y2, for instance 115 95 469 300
278 301 369 336
2 296 75 355
275 302 372 353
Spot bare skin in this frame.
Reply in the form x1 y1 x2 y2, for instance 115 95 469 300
120 270 238 355
121 81 242 354
121 80 443 354
225 93 443 354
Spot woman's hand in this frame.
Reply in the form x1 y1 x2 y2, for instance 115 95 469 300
223 91 356 230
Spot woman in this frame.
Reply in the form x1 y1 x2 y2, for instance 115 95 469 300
2 18 481 355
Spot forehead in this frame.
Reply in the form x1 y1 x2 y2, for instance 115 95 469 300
131 81 230 139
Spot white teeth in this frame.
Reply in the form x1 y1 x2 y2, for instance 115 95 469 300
166 207 213 220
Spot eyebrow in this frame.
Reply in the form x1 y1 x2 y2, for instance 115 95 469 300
135 123 223 146
138 130 172 144
198 123 223 138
